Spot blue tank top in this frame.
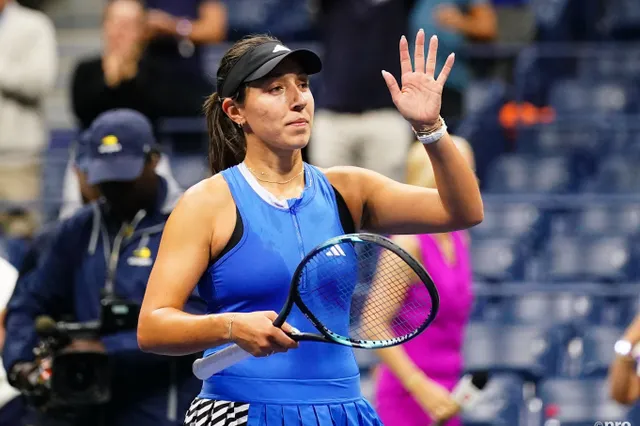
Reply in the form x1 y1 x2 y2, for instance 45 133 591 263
197 163 362 405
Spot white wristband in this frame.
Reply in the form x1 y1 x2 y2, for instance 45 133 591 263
414 117 448 145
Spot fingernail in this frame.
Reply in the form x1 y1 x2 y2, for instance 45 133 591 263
419 28 424 33
401 35 406 41
381 70 387 76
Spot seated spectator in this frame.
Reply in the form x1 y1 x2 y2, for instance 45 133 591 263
144 0 226 111
71 0 214 133
374 136 476 426
0 0 57 238
71 0 154 131
3 109 204 426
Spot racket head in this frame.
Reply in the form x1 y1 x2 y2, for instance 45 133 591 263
288 233 439 349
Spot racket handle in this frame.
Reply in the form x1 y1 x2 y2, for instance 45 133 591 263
192 344 251 380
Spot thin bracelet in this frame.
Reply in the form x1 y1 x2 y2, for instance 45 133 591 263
414 116 447 145
227 314 237 341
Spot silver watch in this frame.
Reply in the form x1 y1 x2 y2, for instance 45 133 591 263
614 339 633 357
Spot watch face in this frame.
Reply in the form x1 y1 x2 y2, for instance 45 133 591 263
615 340 632 356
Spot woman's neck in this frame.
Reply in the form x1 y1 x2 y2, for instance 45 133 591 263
243 140 306 200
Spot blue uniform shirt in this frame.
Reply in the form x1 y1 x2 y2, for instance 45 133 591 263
198 163 362 405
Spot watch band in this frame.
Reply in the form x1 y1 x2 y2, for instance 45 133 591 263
414 116 447 145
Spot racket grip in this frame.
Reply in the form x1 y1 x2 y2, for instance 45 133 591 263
192 344 251 380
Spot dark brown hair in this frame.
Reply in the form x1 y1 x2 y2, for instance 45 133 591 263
204 34 281 175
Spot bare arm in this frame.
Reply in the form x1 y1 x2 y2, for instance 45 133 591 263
137 179 230 356
457 4 497 41
138 177 298 357
345 31 482 235
148 1 227 45
189 1 227 44
609 357 640 404
435 3 497 41
359 133 482 234
609 315 640 404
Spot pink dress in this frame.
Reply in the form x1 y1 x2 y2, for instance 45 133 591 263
374 232 473 426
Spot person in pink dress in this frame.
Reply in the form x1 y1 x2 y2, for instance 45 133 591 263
373 136 476 426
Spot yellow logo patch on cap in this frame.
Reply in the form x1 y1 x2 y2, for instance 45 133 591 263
98 135 123 154
128 246 153 266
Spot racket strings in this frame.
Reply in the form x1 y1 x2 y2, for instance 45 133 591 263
297 241 434 346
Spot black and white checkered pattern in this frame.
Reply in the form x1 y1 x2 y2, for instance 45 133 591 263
183 398 250 426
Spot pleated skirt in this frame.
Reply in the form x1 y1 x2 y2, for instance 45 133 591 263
183 397 383 426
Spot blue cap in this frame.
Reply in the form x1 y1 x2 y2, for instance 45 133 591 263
86 109 155 185
74 130 90 173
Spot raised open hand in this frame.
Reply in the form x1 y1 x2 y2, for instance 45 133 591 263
382 30 455 130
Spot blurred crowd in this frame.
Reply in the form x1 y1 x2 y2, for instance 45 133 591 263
1 0 640 425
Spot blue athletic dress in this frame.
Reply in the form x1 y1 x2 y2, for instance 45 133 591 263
183 163 382 426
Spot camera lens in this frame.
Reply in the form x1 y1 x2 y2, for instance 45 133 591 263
66 359 96 391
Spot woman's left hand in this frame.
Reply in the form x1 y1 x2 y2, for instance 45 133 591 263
382 30 455 130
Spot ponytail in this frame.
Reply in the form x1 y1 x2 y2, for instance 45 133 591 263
204 92 246 175
204 34 281 174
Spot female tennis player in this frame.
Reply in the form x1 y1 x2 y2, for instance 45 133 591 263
373 137 476 426
138 30 483 426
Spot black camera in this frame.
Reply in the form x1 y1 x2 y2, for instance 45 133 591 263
32 296 140 408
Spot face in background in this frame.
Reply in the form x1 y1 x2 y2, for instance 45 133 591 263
97 154 160 219
103 0 145 56
406 136 476 189
228 58 314 153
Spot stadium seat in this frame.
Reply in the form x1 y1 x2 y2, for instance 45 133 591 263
469 203 545 243
578 48 640 81
460 373 525 426
538 378 639 426
601 0 640 39
584 155 640 193
548 80 593 114
542 236 636 283
500 292 599 327
515 120 603 158
464 79 508 116
551 204 640 237
463 323 561 380
485 155 580 194
470 294 504 323
548 80 636 115
470 237 527 282
579 325 625 377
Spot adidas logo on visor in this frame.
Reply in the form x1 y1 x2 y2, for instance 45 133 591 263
273 45 291 53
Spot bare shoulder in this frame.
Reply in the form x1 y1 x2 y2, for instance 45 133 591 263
167 174 235 231
169 174 237 257
321 165 377 196
179 173 234 212
319 166 372 229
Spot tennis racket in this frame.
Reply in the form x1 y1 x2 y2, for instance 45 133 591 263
192 232 439 380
